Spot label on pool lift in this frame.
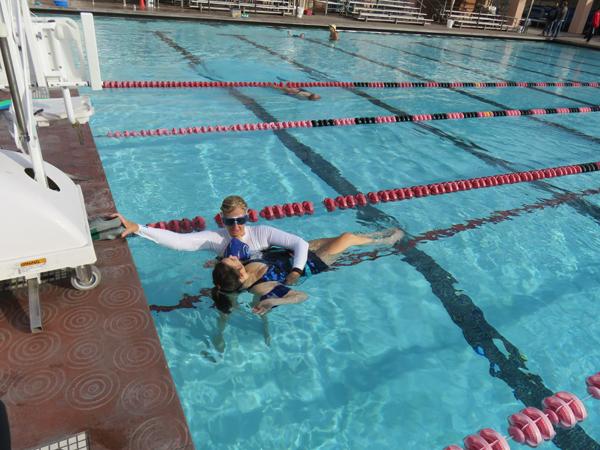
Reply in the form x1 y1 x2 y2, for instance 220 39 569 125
19 258 47 274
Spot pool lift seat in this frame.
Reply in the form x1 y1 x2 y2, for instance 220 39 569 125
0 0 103 333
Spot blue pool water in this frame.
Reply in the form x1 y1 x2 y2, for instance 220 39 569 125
83 16 600 449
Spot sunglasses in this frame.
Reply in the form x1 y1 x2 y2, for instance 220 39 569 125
222 215 249 226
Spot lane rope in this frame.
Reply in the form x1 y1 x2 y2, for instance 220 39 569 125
106 105 600 138
102 80 600 89
140 162 600 230
444 372 600 450
319 162 600 214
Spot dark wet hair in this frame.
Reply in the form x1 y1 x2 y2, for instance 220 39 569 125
210 287 237 314
211 261 243 314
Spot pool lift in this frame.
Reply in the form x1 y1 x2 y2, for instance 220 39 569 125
0 0 103 332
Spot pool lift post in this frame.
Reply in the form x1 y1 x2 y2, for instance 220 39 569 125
522 0 535 33
0 0 103 332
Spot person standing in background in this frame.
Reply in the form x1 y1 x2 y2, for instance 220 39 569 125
585 8 600 42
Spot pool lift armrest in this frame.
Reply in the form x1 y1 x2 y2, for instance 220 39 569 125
0 4 103 125
0 0 102 333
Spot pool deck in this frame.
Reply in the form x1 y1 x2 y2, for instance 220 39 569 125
0 114 193 448
33 0 600 50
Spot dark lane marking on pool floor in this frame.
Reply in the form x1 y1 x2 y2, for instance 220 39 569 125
155 32 202 65
156 30 397 226
154 32 397 228
416 41 596 83
455 41 600 78
414 40 600 109
456 41 600 72
234 34 600 229
363 39 596 107
155 31 600 449
303 36 600 149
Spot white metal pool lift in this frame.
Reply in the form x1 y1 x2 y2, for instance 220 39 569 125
0 0 103 332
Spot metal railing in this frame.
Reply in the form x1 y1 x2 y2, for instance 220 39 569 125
443 9 522 30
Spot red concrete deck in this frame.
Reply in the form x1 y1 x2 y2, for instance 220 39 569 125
0 115 194 449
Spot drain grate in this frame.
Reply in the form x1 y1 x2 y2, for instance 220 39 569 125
30 431 89 450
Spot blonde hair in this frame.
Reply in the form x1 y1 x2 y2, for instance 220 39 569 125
220 195 248 214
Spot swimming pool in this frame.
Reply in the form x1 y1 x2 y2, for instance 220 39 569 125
85 16 600 449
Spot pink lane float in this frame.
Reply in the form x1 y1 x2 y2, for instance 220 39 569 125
106 105 600 139
443 372 600 449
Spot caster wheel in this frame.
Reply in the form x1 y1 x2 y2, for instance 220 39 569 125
71 265 101 290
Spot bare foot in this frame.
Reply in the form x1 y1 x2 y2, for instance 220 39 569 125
373 228 404 246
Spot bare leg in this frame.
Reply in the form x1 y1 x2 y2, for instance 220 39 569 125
308 237 337 253
360 228 405 245
211 313 229 353
314 229 404 265
261 315 271 347
316 229 404 263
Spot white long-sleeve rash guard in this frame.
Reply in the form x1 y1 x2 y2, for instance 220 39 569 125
136 224 310 270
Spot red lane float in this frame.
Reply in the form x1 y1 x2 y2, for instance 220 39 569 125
102 80 600 90
106 105 600 138
322 161 600 213
586 373 600 398
542 391 587 428
259 201 314 220
147 216 205 232
464 429 510 450
508 407 555 447
444 373 600 450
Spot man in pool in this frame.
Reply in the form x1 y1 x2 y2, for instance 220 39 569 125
271 83 321 101
114 195 309 285
329 24 339 41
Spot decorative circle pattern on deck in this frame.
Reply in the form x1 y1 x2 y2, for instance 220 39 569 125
104 309 149 337
96 244 131 265
65 370 120 411
0 365 17 397
7 368 66 404
101 264 137 280
120 376 175 415
60 287 96 306
60 306 101 335
66 336 104 368
128 416 191 450
7 302 59 330
99 285 142 310
8 332 61 366
0 328 12 354
39 282 66 297
113 338 161 372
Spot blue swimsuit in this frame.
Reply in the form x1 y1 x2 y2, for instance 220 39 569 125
249 248 329 284
222 239 329 302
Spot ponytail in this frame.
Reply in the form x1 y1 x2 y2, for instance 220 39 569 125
211 261 244 314
211 287 234 314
